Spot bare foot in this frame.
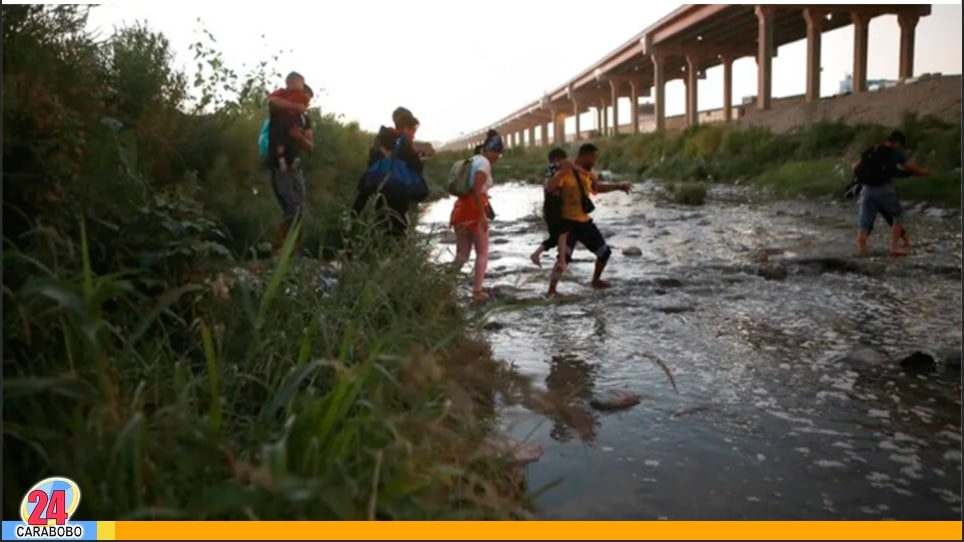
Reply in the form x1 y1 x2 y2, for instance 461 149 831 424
889 247 909 258
856 247 869 257
591 279 612 289
530 252 542 267
547 290 561 298
472 290 491 304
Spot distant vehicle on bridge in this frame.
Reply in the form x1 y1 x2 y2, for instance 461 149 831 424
839 73 899 95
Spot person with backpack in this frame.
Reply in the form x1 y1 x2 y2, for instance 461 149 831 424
265 72 314 256
852 130 930 257
450 129 503 303
259 85 314 165
546 143 630 297
350 107 426 240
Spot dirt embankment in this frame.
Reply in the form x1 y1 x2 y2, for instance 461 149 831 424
738 74 962 133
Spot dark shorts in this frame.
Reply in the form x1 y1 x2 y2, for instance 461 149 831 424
562 219 610 261
269 166 306 221
540 197 564 250
858 184 902 232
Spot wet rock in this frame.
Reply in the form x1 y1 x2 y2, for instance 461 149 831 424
899 351 937 374
645 219 657 228
491 237 511 245
482 321 506 331
756 264 788 281
486 435 543 465
751 247 783 264
655 305 695 314
925 207 956 219
671 404 712 418
697 219 712 226
601 229 617 238
622 246 643 257
654 278 684 288
488 251 505 261
590 391 641 412
656 229 671 236
489 285 524 300
775 209 788 216
837 347 890 367
944 352 961 371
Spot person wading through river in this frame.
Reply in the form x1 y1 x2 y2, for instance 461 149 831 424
546 143 630 297
450 129 503 303
852 130 930 257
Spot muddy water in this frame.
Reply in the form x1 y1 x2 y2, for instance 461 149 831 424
418 181 962 520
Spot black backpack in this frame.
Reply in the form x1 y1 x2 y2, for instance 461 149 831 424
853 144 894 187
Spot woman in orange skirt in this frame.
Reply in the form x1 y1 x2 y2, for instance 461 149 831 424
451 130 503 303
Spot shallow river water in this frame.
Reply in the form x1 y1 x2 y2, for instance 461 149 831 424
418 180 962 520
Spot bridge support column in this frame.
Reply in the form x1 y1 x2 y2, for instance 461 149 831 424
595 106 603 135
898 12 919 80
609 80 621 135
651 53 666 131
722 55 734 122
572 100 581 141
685 55 700 127
598 98 609 136
528 125 536 148
755 5 774 111
629 80 640 134
803 8 824 102
556 113 568 143
851 11 870 94
540 121 548 146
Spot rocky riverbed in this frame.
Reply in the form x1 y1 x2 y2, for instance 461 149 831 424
419 180 962 520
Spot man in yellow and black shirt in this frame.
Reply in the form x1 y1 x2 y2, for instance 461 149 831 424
545 143 630 296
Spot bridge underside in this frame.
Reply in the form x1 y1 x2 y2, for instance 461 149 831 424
447 3 931 151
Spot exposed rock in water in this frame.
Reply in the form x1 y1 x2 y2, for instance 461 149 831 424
655 305 695 314
590 391 642 412
925 207 957 219
491 237 511 245
697 219 712 226
836 347 890 367
757 264 788 281
899 351 937 373
486 435 544 465
945 352 962 370
482 321 506 331
622 246 643 257
651 278 682 289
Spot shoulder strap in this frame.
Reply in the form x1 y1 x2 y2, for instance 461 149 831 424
572 168 589 198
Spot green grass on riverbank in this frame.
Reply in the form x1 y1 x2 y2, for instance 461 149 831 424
3 5 529 520
431 116 962 207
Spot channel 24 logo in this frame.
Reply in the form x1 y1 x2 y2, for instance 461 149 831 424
13 477 84 539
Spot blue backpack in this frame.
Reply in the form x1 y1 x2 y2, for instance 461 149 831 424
360 136 429 202
258 119 270 161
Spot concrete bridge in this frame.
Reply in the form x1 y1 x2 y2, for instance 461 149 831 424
441 3 931 151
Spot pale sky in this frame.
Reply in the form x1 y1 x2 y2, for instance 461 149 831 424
86 1 963 144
